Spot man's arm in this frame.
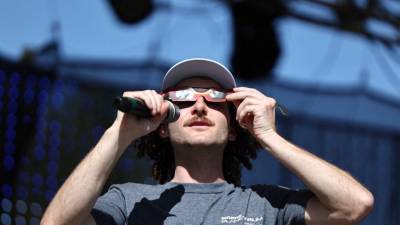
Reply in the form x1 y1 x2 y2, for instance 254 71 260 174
40 126 126 225
226 87 374 225
259 131 373 225
40 90 169 225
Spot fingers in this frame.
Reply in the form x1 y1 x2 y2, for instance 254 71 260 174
237 105 256 128
226 87 276 109
226 87 278 129
235 98 261 127
226 87 266 102
236 98 256 119
147 90 163 115
122 90 164 115
142 90 156 115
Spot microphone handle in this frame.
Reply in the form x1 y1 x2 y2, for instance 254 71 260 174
113 96 180 123
113 96 152 118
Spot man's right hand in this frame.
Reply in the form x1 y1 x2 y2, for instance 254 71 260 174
41 90 171 225
110 90 171 147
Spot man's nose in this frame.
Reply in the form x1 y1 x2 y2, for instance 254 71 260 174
191 96 208 116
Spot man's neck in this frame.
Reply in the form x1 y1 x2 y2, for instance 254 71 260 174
170 146 225 184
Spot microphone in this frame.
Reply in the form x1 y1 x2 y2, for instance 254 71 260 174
113 96 180 123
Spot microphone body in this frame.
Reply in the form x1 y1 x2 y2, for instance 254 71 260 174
113 96 180 123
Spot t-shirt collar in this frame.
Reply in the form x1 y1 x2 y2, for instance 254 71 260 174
162 181 233 193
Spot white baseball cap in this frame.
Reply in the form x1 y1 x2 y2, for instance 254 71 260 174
161 58 236 91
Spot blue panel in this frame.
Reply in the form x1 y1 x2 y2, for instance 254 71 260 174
1 184 13 198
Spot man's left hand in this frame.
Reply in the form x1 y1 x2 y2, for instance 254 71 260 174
226 87 277 139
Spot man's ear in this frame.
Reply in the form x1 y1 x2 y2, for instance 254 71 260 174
158 124 169 138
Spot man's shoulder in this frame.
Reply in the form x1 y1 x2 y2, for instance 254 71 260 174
108 182 166 196
248 184 310 194
246 184 314 208
248 184 291 193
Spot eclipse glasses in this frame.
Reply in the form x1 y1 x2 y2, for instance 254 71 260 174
164 87 288 116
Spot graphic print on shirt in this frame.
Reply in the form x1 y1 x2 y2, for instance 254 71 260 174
221 214 263 225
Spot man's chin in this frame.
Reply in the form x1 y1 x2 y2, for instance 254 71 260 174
169 132 229 148
174 137 228 148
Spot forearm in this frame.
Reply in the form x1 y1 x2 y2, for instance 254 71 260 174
259 131 373 220
41 126 130 225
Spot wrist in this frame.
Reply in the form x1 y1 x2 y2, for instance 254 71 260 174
105 124 139 152
257 130 282 151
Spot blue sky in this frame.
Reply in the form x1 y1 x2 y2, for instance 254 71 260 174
0 0 399 100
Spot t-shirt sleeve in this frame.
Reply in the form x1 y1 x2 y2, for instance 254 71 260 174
91 184 128 225
250 185 314 225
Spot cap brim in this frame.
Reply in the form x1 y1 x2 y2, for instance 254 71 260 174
162 58 236 91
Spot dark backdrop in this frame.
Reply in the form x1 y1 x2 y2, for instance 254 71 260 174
0 59 398 225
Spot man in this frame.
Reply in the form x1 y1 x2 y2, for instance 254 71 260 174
41 58 373 225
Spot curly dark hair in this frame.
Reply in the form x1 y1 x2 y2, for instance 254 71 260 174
134 103 261 186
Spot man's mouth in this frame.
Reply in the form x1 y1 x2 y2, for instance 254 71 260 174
189 121 210 126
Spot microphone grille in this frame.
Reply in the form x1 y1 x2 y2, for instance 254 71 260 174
164 101 180 123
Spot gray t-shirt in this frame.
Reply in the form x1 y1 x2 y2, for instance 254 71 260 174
92 181 313 225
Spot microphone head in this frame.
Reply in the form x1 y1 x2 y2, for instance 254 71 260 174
164 101 180 123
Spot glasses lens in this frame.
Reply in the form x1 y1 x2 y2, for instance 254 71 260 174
208 89 226 99
168 88 196 101
167 87 227 102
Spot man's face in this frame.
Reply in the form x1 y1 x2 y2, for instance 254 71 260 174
163 77 235 148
